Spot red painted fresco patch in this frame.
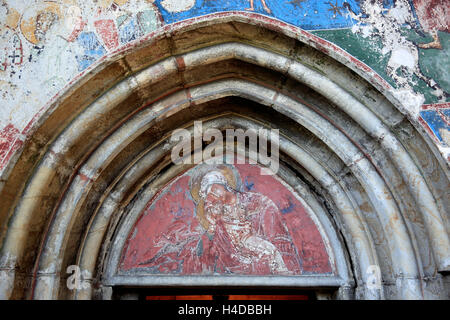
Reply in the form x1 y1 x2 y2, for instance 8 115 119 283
120 163 333 276
0 124 21 170
94 19 120 51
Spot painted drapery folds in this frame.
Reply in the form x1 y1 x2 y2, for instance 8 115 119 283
120 164 333 276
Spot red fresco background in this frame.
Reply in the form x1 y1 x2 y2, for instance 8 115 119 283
120 163 333 275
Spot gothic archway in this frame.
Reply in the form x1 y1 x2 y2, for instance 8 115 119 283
0 13 448 300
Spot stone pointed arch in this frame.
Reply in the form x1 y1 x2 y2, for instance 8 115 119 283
0 13 448 300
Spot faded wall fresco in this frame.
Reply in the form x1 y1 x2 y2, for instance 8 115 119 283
120 164 333 275
0 0 449 173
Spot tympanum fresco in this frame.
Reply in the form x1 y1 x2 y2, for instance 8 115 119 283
120 163 333 276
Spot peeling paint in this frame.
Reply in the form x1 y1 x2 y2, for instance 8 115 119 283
0 0 448 170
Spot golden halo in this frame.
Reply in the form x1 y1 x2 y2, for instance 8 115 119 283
20 2 62 44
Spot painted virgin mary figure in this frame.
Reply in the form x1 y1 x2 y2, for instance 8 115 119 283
142 164 302 275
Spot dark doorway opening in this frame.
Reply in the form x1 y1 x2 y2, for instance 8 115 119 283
112 287 336 300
